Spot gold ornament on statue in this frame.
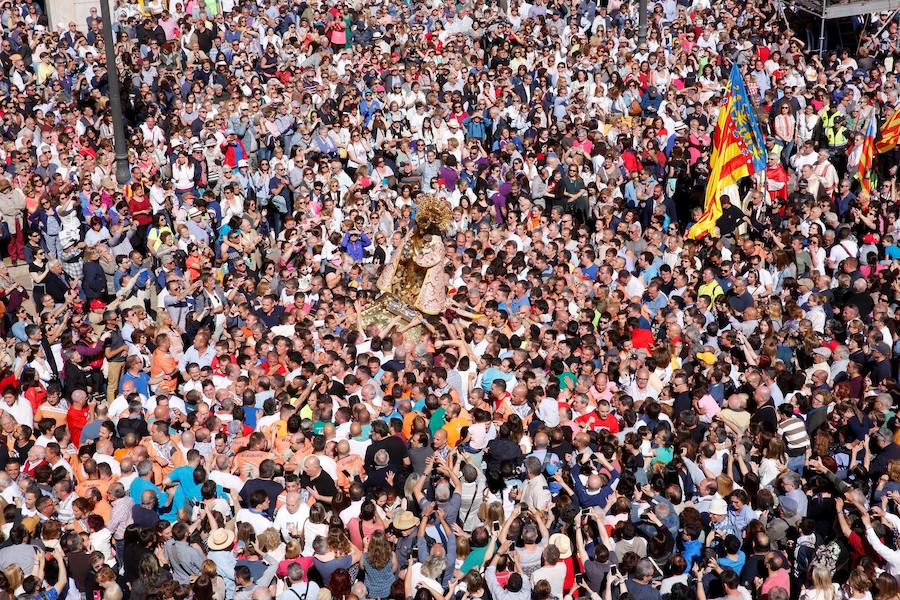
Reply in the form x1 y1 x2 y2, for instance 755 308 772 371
414 193 453 232
361 195 452 339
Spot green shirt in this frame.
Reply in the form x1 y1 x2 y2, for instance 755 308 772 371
429 407 447 436
460 546 488 574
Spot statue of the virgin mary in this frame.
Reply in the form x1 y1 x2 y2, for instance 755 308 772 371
376 194 451 315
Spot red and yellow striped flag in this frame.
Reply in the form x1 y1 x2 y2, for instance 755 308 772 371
877 106 900 153
858 111 878 195
687 65 765 240
687 94 753 239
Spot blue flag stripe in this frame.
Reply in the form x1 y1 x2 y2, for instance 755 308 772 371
726 64 767 173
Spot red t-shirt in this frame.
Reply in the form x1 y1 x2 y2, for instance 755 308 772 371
575 412 621 434
631 328 655 349
594 413 621 433
128 196 153 226
67 405 90 448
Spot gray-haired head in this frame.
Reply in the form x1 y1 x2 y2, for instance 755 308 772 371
136 459 154 478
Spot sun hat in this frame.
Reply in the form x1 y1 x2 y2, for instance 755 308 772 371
208 528 236 550
392 511 420 530
548 533 572 559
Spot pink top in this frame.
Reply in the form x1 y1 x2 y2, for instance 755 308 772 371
761 568 790 598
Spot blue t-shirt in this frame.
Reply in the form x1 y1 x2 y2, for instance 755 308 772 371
166 465 224 522
130 478 169 517
120 371 151 397
718 550 746 574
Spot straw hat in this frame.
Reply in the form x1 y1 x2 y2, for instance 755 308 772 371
207 528 236 550
392 511 420 530
548 533 572 559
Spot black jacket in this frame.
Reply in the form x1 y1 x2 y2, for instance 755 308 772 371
82 260 108 300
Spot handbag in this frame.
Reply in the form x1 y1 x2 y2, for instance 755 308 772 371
629 100 643 116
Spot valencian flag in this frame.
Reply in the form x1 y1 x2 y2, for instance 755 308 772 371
876 105 900 153
687 64 767 239
857 110 878 195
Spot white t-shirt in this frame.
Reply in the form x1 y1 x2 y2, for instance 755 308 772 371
274 504 310 542
236 508 275 535
531 563 567 600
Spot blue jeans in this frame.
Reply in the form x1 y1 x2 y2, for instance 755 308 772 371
780 140 795 169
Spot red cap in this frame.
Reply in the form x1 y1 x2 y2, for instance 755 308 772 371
89 299 106 311
863 233 879 244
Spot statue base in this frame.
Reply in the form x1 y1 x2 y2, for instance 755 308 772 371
359 294 426 343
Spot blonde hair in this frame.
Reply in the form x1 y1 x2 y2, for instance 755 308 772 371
456 536 471 561
477 501 505 531
201 559 218 579
284 539 301 559
2 565 22 592
716 474 734 497
811 565 835 600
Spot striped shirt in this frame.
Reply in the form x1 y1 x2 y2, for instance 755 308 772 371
777 416 810 454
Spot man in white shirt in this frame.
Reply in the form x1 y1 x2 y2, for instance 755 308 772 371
208 454 244 493
531 545 567 599
0 389 32 427
108 379 151 420
94 440 122 476
273 492 310 542
790 140 817 172
338 484 365 525
236 489 275 535
828 230 859 267
627 368 660 403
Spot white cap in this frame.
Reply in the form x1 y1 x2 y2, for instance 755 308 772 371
709 497 728 516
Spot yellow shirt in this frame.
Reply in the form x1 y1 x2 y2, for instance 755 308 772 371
698 281 724 302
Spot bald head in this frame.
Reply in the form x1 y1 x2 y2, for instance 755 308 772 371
303 456 321 476
337 440 350 456
285 491 301 513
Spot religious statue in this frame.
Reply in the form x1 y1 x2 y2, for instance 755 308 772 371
376 194 450 315
360 195 451 337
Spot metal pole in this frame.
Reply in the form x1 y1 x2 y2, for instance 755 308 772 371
99 0 130 185
638 0 648 47
819 0 826 58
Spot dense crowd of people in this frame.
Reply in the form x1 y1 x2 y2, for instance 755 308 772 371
0 0 895 599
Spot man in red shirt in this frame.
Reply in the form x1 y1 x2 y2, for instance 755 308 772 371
574 398 620 433
593 400 621 433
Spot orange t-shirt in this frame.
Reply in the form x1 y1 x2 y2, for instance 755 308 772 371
151 349 179 394
402 411 422 439
336 455 364 491
234 450 272 480
76 477 115 500
34 403 68 428
442 417 471 448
